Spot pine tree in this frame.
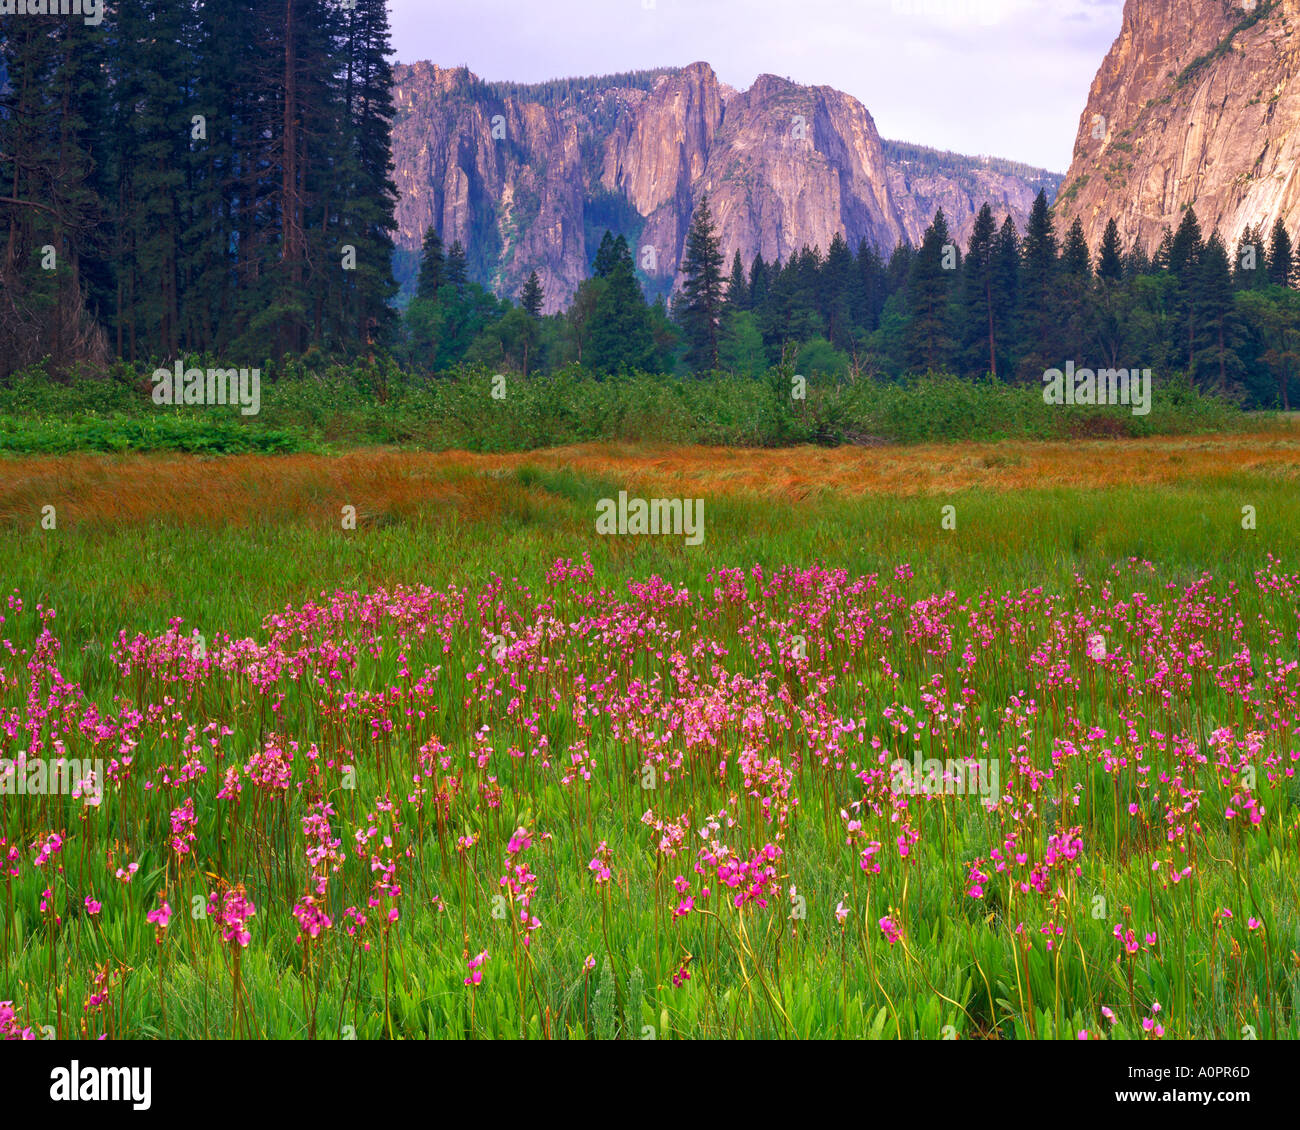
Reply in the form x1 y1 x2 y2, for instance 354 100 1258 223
1097 219 1124 283
587 238 656 373
330 0 400 350
520 270 544 318
1093 221 1131 369
959 203 999 377
748 252 769 308
993 217 1021 371
445 241 468 291
1151 227 1174 273
1267 218 1294 288
854 240 887 337
1125 237 1151 280
417 227 445 301
0 11 111 373
677 194 727 372
1062 217 1091 277
758 254 820 357
1015 190 1060 379
905 209 956 374
1192 232 1243 395
1233 224 1267 289
1168 208 1204 282
112 0 192 359
1059 217 1093 356
592 231 619 279
726 250 749 310
1169 208 1205 369
821 233 855 351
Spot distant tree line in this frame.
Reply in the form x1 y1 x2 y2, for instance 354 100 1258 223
4 6 1295 411
403 190 1300 410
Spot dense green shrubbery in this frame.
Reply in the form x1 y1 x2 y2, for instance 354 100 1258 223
0 358 1250 456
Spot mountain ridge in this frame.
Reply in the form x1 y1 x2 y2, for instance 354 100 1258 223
391 61 1062 312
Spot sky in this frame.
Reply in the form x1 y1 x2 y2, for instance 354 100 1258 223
389 0 1126 173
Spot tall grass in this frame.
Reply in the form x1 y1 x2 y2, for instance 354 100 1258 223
0 457 1296 1039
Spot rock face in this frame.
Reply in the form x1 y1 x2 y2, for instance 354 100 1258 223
392 63 589 316
884 141 1062 248
391 61 1061 312
1057 0 1300 252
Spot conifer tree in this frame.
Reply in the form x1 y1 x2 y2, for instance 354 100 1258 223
417 227 445 301
592 231 619 279
1015 190 1059 379
726 250 749 310
587 238 655 373
959 203 1000 377
1267 218 1294 288
445 241 469 291
1062 217 1091 277
747 252 769 308
677 194 727 372
1233 224 1267 289
1192 231 1243 395
1097 219 1124 283
905 209 956 373
520 270 544 318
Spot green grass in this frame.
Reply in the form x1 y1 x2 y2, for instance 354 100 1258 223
1 459 1297 1040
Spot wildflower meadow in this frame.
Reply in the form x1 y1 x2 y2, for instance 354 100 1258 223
2 442 1298 1046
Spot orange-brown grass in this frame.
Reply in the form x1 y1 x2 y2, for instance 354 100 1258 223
3 432 1299 530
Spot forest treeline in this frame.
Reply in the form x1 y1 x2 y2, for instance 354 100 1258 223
406 193 1300 410
0 0 398 374
2 9 1297 410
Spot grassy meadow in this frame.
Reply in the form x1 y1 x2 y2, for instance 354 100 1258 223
1 430 1299 1040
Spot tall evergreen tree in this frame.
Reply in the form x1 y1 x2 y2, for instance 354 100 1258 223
1124 237 1151 280
520 270 544 318
992 216 1021 368
0 11 111 373
587 237 656 373
1234 224 1268 289
726 250 748 310
1151 227 1174 273
445 241 468 291
905 209 956 373
1062 217 1091 277
1267 218 1294 288
821 233 855 351
958 203 1000 377
677 194 727 372
1192 232 1243 395
1169 207 1205 369
417 227 445 301
329 0 400 349
1015 190 1060 379
1097 219 1124 283
854 240 887 337
592 231 619 279
747 252 769 309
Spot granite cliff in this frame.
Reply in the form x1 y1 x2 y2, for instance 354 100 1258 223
391 62 1061 312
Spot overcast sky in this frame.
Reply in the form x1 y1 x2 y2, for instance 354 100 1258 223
389 0 1125 172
